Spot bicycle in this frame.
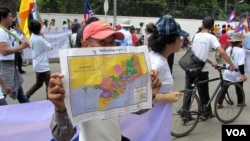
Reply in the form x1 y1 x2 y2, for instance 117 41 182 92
171 65 245 137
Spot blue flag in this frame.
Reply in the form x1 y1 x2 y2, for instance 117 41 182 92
227 9 236 23
84 0 95 23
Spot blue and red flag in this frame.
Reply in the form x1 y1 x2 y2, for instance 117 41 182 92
227 9 236 23
235 18 245 33
83 0 95 24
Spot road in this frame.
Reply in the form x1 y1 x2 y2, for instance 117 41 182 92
6 49 250 141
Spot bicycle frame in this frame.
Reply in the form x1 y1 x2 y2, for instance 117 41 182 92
192 66 226 114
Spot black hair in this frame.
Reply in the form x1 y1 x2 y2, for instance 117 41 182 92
145 23 157 34
63 21 66 24
86 16 99 25
28 19 41 35
11 21 18 28
74 26 84 48
0 6 12 21
148 24 179 53
74 17 100 48
222 29 226 34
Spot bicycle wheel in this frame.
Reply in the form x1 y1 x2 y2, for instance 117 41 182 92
171 93 201 137
214 82 245 123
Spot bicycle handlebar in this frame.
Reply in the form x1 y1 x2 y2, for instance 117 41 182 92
215 65 238 72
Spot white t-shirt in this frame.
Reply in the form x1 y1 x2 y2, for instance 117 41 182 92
149 51 173 93
10 28 24 47
79 116 121 141
30 33 52 72
192 32 220 71
117 28 133 46
0 28 14 60
223 46 245 82
70 33 77 47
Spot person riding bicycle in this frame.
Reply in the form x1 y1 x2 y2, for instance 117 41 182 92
181 16 237 119
217 32 247 108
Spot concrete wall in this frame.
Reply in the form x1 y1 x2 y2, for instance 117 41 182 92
40 13 237 38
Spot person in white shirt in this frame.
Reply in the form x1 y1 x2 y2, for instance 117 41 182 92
181 16 237 119
117 19 133 46
48 19 58 31
26 19 52 99
0 6 30 103
121 14 186 141
10 21 26 74
62 21 68 31
217 32 247 108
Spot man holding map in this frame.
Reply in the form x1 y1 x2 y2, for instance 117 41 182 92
48 20 161 141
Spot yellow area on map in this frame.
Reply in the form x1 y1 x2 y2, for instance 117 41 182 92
68 53 148 89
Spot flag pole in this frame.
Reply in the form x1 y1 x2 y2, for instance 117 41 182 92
113 0 117 29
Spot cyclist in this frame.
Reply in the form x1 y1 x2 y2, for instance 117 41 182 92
181 16 237 119
217 32 247 108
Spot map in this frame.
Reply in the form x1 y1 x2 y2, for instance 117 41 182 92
59 46 152 126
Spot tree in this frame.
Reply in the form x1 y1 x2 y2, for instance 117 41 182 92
0 0 17 17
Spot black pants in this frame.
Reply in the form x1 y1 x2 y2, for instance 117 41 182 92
26 71 51 99
217 81 244 104
182 71 211 113
167 53 175 74
14 52 23 72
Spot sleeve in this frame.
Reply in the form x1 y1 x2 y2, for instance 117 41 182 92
50 110 76 141
127 33 133 46
39 37 52 51
0 31 8 42
210 35 221 50
237 49 246 66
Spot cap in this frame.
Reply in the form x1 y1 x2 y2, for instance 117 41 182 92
202 16 214 29
229 32 244 42
83 21 124 41
155 15 189 37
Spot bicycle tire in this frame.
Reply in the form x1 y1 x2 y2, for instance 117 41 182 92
171 93 201 137
214 82 245 123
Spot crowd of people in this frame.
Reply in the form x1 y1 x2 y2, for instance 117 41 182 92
0 5 249 141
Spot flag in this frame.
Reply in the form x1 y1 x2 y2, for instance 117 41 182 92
243 16 249 33
235 18 246 33
67 18 73 30
19 0 39 39
227 9 236 23
84 0 95 24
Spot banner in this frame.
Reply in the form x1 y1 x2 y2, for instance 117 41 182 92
23 30 71 59
0 100 79 141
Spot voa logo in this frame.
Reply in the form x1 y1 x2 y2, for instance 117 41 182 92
226 129 246 136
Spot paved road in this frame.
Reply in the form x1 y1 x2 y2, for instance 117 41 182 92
6 49 250 141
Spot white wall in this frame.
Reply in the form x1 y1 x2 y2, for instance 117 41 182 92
40 13 237 37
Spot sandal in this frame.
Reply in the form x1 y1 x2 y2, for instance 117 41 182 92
216 104 224 109
237 103 247 107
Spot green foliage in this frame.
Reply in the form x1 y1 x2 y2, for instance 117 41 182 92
15 0 250 20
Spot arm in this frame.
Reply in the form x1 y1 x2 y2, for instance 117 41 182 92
216 46 237 70
0 41 29 56
150 70 182 103
48 73 76 140
154 92 183 103
0 76 12 96
206 58 217 68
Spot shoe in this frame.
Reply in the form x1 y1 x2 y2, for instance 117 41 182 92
216 104 224 109
19 70 26 74
237 103 246 107
200 111 215 121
